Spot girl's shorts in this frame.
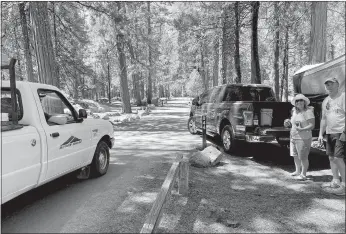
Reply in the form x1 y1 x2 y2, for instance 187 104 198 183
290 138 312 159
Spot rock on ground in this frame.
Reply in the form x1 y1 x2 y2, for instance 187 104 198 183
189 146 224 168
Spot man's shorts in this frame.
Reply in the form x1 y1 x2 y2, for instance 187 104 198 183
290 138 312 159
325 133 345 158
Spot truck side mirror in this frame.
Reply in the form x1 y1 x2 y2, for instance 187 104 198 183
79 109 87 118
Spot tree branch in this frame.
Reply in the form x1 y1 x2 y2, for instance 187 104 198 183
76 1 113 18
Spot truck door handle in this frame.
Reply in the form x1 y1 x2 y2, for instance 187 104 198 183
51 132 60 138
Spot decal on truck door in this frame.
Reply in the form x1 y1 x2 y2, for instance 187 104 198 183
92 129 99 137
60 136 82 149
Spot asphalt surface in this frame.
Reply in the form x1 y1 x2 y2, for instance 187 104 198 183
1 97 201 233
1 97 332 233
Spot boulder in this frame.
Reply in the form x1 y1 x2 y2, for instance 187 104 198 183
188 145 224 168
189 151 210 168
102 114 110 120
203 146 223 166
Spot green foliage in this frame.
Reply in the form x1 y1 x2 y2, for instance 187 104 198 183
185 69 204 97
1 1 344 100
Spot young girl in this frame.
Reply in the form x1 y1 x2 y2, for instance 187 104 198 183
285 94 315 180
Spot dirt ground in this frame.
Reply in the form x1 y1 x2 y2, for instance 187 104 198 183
151 144 345 233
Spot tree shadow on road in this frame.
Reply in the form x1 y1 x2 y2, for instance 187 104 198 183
155 154 344 233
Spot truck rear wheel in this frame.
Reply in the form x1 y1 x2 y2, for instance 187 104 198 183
91 141 110 177
221 125 236 153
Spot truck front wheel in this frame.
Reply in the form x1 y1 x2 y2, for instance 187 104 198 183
91 141 110 177
221 125 236 153
187 117 198 135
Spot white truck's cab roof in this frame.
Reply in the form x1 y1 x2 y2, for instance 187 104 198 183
1 81 60 92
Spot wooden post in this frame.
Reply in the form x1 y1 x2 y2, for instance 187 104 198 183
202 115 207 149
140 155 183 233
178 158 189 196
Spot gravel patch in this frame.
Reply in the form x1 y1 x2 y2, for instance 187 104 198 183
151 153 345 233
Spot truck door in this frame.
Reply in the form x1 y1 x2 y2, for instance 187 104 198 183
36 89 92 181
206 86 222 133
1 89 42 204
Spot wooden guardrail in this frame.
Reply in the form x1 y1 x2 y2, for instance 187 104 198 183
140 155 189 233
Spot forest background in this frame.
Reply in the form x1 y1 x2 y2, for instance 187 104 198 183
1 1 345 113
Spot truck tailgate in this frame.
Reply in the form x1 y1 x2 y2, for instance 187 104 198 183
252 101 292 127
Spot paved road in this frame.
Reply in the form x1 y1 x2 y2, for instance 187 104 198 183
1 97 201 233
1 97 330 233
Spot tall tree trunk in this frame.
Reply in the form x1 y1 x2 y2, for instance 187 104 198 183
132 73 141 105
116 3 131 113
212 39 219 87
140 72 145 100
159 85 164 98
19 3 35 82
205 62 209 89
299 34 304 66
329 44 335 60
284 26 289 102
221 7 229 84
200 46 207 91
30 2 56 86
107 62 111 103
251 1 261 84
116 32 131 113
309 2 327 64
74 70 79 99
281 26 289 101
127 40 141 105
52 2 60 88
167 84 170 99
273 2 280 100
153 77 157 97
147 1 153 104
234 1 241 83
13 24 23 81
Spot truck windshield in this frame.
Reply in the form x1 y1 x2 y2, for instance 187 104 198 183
223 86 276 102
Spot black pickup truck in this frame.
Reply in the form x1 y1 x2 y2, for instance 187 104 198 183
187 84 293 153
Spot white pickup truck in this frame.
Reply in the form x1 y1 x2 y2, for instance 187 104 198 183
1 81 115 204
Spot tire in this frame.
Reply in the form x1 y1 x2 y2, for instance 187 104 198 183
91 141 110 177
187 116 198 135
221 125 236 153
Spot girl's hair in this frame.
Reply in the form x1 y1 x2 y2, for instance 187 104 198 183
291 102 308 115
295 102 308 113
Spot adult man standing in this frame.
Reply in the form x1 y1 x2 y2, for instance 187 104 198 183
318 77 345 196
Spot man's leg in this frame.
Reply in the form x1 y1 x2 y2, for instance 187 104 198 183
335 158 345 185
326 138 345 195
322 134 341 188
329 156 341 182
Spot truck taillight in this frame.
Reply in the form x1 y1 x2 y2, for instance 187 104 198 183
243 111 254 126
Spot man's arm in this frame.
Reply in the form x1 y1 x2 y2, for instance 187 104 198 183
318 100 327 144
319 117 326 137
